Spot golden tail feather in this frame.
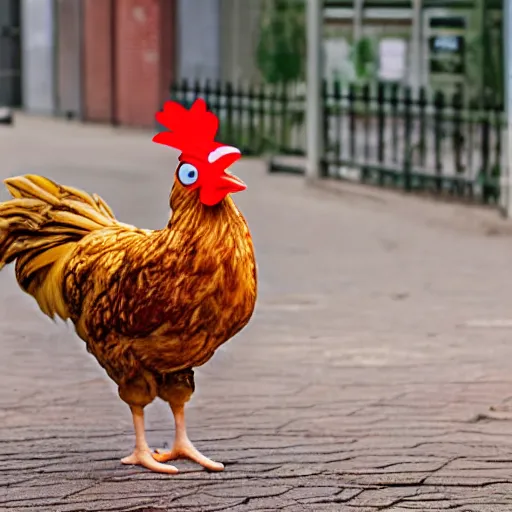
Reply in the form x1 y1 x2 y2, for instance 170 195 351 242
0 174 119 320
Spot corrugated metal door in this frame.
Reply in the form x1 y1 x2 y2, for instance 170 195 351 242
0 0 21 107
21 0 56 114
56 0 82 119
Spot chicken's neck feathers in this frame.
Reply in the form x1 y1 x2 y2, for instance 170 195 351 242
166 186 246 244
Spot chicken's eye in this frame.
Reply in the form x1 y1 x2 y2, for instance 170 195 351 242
177 163 198 186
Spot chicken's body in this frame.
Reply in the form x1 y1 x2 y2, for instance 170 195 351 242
63 188 256 391
0 99 257 473
0 149 256 472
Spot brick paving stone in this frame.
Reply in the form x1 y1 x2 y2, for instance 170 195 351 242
2 115 512 510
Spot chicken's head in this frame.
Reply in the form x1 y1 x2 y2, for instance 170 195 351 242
152 98 246 206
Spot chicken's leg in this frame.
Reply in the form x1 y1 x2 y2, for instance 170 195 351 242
121 405 179 474
153 403 224 472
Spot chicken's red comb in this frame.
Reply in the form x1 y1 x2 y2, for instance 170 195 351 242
152 98 223 157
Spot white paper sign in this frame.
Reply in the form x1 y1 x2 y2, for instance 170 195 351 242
323 38 355 81
378 38 407 81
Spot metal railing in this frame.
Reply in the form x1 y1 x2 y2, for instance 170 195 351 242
318 83 504 204
169 78 306 157
170 78 505 205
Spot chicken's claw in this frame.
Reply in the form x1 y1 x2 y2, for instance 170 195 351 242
121 448 179 474
153 440 224 472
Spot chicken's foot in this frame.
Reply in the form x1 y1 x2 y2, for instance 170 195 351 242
153 403 224 472
121 405 179 474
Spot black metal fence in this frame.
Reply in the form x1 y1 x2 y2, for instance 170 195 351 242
169 79 306 157
169 79 505 205
319 83 504 204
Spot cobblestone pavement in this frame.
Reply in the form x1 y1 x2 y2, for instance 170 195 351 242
3 116 512 512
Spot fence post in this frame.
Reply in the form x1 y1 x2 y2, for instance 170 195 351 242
193 78 201 102
480 93 491 203
362 83 371 163
279 81 288 154
333 80 342 165
348 83 356 160
180 77 189 107
213 80 222 116
204 79 211 109
403 86 413 191
418 87 427 168
361 83 371 181
377 82 385 165
433 90 445 193
258 83 266 154
321 79 329 177
451 86 464 176
305 0 324 182
390 83 399 163
504 0 512 216
248 82 256 155
493 97 503 204
225 82 234 144
269 83 277 154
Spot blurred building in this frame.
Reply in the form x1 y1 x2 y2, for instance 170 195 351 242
324 0 503 100
0 0 504 128
0 0 265 128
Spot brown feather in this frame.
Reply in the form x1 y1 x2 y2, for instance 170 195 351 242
0 173 257 406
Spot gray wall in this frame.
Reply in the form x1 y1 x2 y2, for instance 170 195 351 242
21 0 56 114
219 0 263 83
56 0 82 119
176 0 220 82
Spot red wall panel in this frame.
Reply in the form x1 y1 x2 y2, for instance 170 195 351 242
83 0 114 122
159 0 175 108
115 0 161 128
82 0 175 128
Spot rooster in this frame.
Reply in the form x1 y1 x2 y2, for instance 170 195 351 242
0 98 257 474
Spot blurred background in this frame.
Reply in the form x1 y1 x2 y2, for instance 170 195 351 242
0 0 507 207
4 4 512 509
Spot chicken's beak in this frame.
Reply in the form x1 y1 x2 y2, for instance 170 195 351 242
199 170 246 206
217 171 246 193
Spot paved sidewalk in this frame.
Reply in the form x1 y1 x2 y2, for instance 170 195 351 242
2 115 512 511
